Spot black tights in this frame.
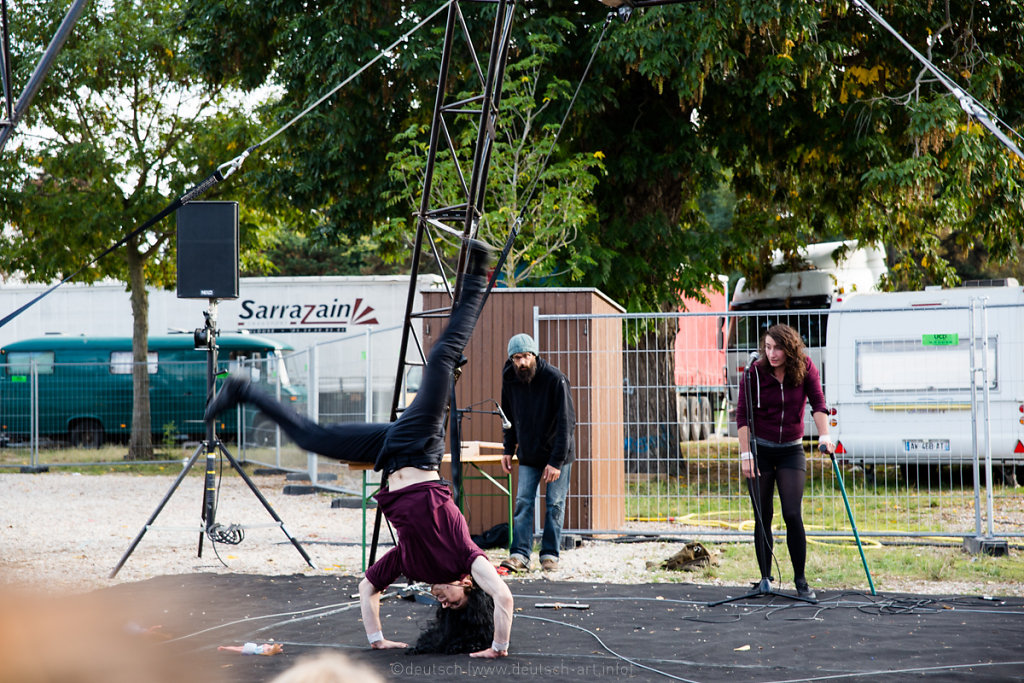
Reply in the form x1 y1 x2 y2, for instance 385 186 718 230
749 450 807 581
236 271 488 471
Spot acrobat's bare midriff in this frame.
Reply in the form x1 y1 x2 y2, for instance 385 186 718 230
385 466 441 491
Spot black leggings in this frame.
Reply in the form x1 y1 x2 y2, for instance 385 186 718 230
749 443 807 581
239 273 488 471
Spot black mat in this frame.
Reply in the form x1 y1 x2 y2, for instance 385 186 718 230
89 573 1024 682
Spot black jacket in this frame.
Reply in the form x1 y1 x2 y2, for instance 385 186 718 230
501 356 576 469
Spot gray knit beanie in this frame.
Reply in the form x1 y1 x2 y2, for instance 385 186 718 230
507 333 538 358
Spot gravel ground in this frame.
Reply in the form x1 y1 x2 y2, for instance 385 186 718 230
0 471 1017 597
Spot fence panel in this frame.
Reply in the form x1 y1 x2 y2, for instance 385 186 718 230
538 306 1021 542
0 352 291 468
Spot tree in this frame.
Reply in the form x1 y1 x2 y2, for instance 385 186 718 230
0 0 272 457
252 231 396 277
180 3 607 269
181 0 456 244
595 1 1024 293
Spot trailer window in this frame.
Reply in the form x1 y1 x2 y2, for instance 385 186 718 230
5 351 55 375
729 311 827 351
856 338 997 393
110 351 158 375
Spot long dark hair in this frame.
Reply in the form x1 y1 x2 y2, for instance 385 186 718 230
408 585 494 655
759 324 807 386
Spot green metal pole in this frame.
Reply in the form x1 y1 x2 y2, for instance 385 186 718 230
828 449 876 595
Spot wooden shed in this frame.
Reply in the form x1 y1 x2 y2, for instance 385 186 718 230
421 286 625 537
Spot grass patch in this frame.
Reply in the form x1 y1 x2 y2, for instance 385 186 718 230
0 444 199 475
0 442 343 481
625 451 1021 537
648 540 1024 596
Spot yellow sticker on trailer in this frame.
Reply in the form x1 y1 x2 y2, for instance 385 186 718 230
922 333 958 346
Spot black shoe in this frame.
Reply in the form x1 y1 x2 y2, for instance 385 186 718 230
204 376 250 422
795 578 817 601
465 238 494 278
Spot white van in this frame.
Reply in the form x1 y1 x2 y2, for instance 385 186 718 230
726 240 887 436
824 281 1024 471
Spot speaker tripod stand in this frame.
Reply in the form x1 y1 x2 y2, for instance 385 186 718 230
110 301 314 578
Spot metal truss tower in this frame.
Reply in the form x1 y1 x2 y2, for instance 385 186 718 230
388 0 517 421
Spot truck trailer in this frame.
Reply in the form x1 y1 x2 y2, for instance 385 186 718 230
674 287 728 441
725 240 888 437
0 274 444 394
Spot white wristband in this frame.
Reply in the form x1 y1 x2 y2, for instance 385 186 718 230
367 630 384 645
492 640 509 653
740 451 753 462
818 436 833 448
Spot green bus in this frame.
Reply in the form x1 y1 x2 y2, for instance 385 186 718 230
0 334 302 448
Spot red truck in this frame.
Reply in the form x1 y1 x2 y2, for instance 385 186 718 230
674 287 728 441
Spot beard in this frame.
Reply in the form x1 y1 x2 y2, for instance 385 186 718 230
515 363 536 383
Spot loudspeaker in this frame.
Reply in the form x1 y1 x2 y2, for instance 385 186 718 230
176 201 239 300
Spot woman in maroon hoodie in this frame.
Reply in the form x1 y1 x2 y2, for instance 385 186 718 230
736 324 834 600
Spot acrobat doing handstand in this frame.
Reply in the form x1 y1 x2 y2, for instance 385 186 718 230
204 240 513 658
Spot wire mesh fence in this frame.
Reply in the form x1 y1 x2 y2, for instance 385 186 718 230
539 302 1022 542
233 325 407 489
2 298 1020 543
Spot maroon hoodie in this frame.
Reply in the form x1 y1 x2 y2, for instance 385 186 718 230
735 355 827 444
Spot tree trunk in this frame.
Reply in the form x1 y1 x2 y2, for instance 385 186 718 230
126 246 153 460
623 318 681 477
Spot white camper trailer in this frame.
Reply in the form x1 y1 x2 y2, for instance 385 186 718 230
824 281 1024 475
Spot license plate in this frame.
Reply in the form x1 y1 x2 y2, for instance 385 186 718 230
903 439 950 453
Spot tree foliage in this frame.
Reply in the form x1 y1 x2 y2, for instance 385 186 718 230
180 0 455 242
0 0 272 457
597 0 1024 292
180 1 1024 308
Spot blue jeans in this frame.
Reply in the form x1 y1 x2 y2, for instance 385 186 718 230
510 462 572 560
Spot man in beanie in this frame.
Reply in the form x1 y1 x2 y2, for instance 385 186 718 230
499 333 576 572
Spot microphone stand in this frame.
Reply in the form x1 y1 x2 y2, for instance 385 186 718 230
709 356 816 607
111 301 314 577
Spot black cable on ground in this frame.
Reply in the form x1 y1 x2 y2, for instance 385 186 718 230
517 614 702 683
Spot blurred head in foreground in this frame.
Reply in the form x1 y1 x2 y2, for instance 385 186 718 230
0 585 224 683
269 651 385 683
